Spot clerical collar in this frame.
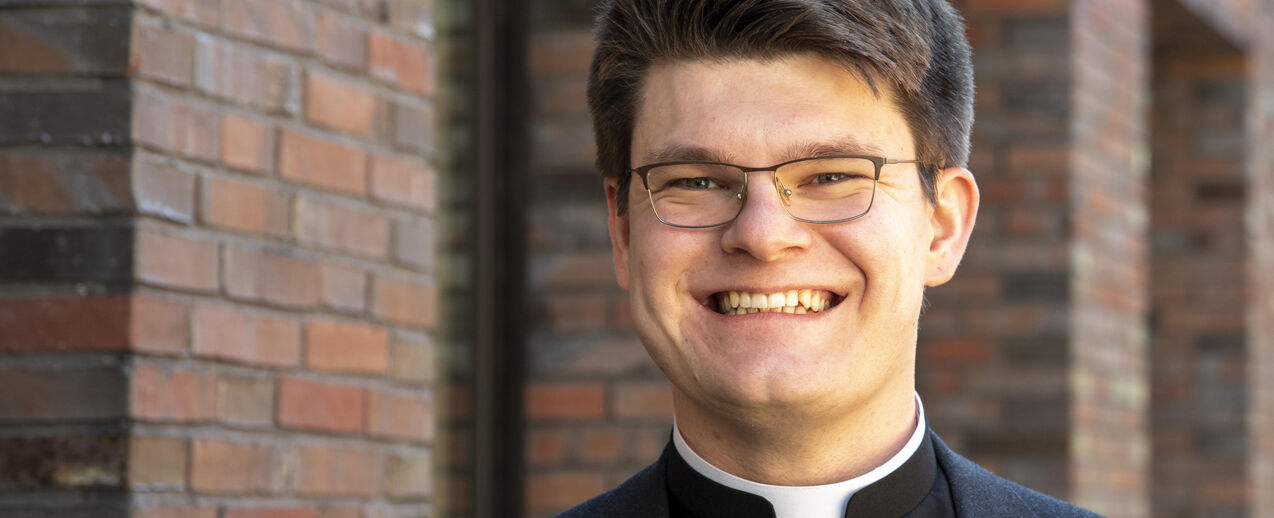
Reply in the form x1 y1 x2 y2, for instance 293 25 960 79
671 393 927 518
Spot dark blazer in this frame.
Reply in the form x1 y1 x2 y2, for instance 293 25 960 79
555 430 1102 518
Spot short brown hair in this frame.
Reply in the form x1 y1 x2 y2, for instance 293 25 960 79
587 0 974 214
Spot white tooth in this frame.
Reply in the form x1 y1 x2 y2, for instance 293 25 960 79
733 307 745 315
811 292 823 312
769 293 785 308
795 305 807 314
753 292 768 309
739 292 752 308
786 290 798 306
783 306 795 314
729 291 740 308
747 307 758 314
799 289 812 309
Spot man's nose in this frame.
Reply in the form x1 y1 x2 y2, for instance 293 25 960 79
719 172 812 261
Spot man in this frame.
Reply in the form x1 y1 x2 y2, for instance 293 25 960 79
559 1 1098 517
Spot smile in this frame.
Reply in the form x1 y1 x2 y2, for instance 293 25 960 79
712 289 839 316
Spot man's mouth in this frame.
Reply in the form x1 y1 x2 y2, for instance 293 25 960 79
711 289 839 316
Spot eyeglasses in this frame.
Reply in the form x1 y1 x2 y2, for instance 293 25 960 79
631 155 923 228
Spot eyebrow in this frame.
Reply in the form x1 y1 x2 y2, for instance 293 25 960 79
639 135 886 167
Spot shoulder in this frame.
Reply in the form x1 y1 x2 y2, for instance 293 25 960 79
930 432 1104 518
553 456 668 518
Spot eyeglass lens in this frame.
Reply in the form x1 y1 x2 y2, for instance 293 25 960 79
644 157 878 227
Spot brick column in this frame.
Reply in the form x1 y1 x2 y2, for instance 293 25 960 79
920 1 1153 516
520 2 675 517
0 1 440 516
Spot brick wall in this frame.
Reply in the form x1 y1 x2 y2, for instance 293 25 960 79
1068 0 1151 515
0 0 441 516
1149 1 1248 515
918 0 1078 503
520 1 674 516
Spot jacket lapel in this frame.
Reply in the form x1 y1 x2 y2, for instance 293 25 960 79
930 432 1039 518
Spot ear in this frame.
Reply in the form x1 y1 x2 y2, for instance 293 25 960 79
925 167 979 287
605 177 632 291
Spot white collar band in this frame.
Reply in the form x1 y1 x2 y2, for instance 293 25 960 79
672 393 927 518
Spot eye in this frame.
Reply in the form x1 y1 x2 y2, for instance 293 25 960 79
811 173 850 184
671 177 720 190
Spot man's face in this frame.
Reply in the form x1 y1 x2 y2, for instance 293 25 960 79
607 55 971 422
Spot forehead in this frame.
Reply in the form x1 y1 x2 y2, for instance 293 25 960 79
631 55 914 166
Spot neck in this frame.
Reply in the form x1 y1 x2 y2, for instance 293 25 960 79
673 380 917 486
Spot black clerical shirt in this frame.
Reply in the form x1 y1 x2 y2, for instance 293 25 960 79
666 430 956 518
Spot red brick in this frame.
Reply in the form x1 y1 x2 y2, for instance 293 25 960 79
278 377 364 433
368 29 431 94
922 338 996 364
294 197 389 257
369 154 436 211
527 429 566 466
383 448 431 498
320 263 367 313
128 435 187 487
135 230 218 292
371 274 438 328
527 31 594 74
962 0 1067 14
190 438 285 494
0 296 129 353
317 11 367 70
612 381 673 420
393 216 434 271
216 374 274 427
223 246 322 308
524 472 606 510
545 294 607 334
315 508 362 518
296 445 379 496
129 296 190 355
279 130 368 195
305 71 381 137
130 364 217 422
385 0 434 39
321 0 381 17
203 175 289 237
220 0 317 52
367 388 433 442
132 91 221 162
132 157 196 223
195 37 297 113
224 508 316 518
131 20 195 86
390 102 433 155
524 382 605 421
134 506 217 518
389 332 435 384
0 152 131 214
191 305 301 367
0 367 126 421
536 251 616 288
578 428 624 463
220 114 276 174
305 320 388 373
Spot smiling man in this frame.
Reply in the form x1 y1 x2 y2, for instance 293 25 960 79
557 2 1098 517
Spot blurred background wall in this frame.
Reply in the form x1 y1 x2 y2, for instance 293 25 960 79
1 1 1273 518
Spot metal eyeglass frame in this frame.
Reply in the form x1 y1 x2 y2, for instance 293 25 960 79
630 154 924 228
